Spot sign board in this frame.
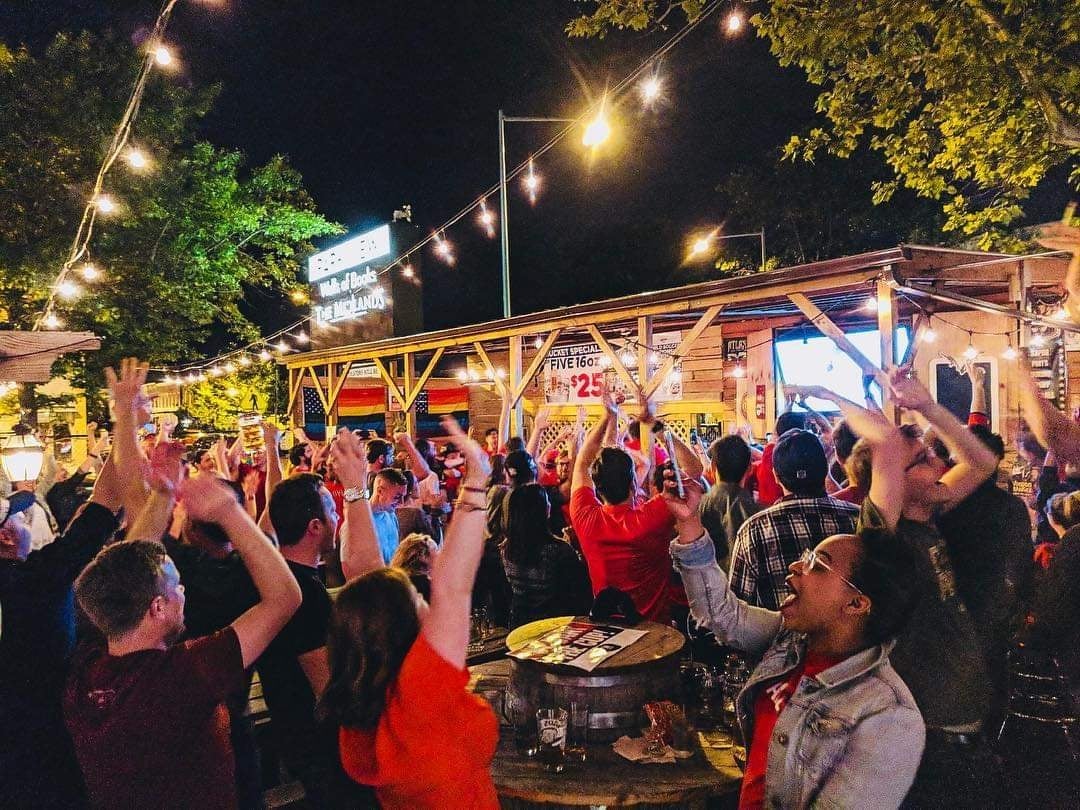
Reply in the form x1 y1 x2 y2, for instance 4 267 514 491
308 225 391 283
723 337 747 362
346 363 381 379
543 332 683 404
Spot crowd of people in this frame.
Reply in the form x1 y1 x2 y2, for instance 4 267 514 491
1 351 1078 809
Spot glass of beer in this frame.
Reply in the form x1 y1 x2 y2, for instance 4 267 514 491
566 702 588 762
536 708 568 773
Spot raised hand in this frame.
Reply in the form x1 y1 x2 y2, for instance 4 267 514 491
104 357 150 423
442 415 491 485
329 427 369 490
661 470 705 522
261 420 281 451
180 474 244 523
888 367 933 412
147 440 186 494
968 363 986 385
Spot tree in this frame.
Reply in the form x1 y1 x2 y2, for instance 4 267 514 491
568 1 1080 247
0 32 341 388
184 364 285 432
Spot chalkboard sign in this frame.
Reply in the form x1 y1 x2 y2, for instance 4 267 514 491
929 360 995 430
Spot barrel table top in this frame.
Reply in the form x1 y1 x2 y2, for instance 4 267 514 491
489 732 743 806
505 616 685 672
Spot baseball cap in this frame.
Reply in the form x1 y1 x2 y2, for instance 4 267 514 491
772 429 827 495
0 491 36 526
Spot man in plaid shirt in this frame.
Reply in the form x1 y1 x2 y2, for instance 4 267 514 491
729 429 858 609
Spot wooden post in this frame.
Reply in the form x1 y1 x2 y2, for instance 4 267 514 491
788 293 888 388
637 316 653 457
403 353 417 436
876 277 897 423
509 335 524 438
325 363 338 436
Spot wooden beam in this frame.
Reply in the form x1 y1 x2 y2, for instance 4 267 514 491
643 304 723 398
788 293 887 387
637 316 654 457
372 357 408 410
876 278 897 423
511 329 562 405
473 342 511 400
305 365 330 414
403 347 446 411
585 325 637 393
325 362 338 434
327 360 355 415
286 367 304 423
509 336 524 437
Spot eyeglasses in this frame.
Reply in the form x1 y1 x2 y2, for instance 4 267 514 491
798 548 864 596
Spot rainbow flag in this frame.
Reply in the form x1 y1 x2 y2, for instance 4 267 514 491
426 386 469 414
337 387 385 417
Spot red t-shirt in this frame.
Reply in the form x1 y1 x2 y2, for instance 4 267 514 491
340 632 499 809
755 443 783 507
831 485 866 506
65 628 245 810
324 478 346 538
624 437 670 467
740 652 839 810
569 487 679 622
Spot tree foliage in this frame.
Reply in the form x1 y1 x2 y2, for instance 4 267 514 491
569 1 1080 247
184 364 284 432
0 32 341 386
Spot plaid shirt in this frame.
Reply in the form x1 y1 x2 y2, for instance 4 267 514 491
729 495 859 610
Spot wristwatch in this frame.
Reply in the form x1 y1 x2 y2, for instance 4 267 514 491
343 486 368 503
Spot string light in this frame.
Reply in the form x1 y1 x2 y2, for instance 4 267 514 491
42 313 62 329
56 280 81 299
864 296 878 313
124 148 149 171
732 364 746 379
433 232 454 264
533 336 543 349
920 319 937 343
690 236 712 257
294 332 310 345
93 194 118 214
259 349 272 361
582 110 612 148
153 44 174 67
275 340 289 353
1029 332 1047 348
209 366 223 377
80 263 101 281
1053 306 1069 321
402 263 415 279
648 351 659 364
478 198 496 238
290 289 308 304
226 387 240 398
457 369 469 382
496 368 507 380
523 159 541 204
1002 342 1018 360
224 361 237 373
238 355 252 366
725 11 744 34
641 74 662 104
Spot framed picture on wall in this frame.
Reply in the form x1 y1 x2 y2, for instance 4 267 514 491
928 358 998 431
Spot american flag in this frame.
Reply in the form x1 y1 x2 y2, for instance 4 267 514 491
414 390 428 415
302 387 325 419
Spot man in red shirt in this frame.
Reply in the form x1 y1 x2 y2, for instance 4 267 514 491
569 389 702 623
64 359 303 810
755 410 808 506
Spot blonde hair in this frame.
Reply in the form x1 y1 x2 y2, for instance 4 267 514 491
389 533 437 576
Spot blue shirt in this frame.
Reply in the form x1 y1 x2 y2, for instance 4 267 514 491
373 509 400 564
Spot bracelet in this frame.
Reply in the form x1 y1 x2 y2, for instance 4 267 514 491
88 453 100 460
462 485 488 494
454 499 487 513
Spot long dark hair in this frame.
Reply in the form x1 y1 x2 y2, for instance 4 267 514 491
503 483 552 567
318 568 421 730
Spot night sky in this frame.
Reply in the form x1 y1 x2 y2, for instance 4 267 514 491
3 1 830 332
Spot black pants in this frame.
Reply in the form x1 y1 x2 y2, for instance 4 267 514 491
902 730 1004 809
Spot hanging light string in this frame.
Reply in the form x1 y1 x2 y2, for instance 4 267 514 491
154 1 729 378
35 0 183 331
149 316 312 380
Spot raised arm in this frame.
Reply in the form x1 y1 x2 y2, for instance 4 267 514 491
424 417 492 668
572 390 618 491
526 406 550 458
968 363 988 417
258 421 283 535
889 368 998 509
214 436 230 481
804 385 905 531
182 474 302 668
1018 353 1080 462
394 430 432 480
666 475 781 656
104 358 152 519
332 429 383 580
127 441 187 543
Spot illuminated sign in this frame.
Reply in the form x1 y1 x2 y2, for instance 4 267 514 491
307 225 391 283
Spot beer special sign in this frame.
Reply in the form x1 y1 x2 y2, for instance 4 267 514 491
308 225 391 326
543 332 683 404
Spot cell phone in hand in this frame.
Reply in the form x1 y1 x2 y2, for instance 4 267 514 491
662 429 684 499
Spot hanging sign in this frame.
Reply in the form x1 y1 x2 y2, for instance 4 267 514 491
543 332 683 404
723 337 747 362
309 225 392 326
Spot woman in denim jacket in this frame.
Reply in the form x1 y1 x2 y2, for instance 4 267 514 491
666 476 925 809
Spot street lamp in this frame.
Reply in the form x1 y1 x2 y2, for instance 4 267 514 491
497 109 612 319
687 229 768 270
2 424 45 484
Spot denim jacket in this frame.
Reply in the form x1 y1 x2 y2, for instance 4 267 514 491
671 532 924 809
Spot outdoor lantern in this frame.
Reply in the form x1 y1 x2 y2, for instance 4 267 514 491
2 424 45 484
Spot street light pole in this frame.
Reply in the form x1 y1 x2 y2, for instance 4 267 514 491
497 112 576 320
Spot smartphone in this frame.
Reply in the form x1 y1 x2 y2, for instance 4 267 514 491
662 429 684 499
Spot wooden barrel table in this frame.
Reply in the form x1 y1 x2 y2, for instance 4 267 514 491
504 617 685 744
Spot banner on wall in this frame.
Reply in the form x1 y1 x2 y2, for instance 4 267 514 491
543 331 683 404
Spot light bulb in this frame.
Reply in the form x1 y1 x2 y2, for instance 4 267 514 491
209 366 223 377
496 368 507 379
478 199 496 237
226 388 239 398
124 149 149 170
224 362 237 373
94 194 117 214
402 263 415 278
648 351 659 364
533 336 543 350
294 332 310 344
433 234 454 264
239 355 252 366
80 263 101 281
57 280 80 299
276 340 289 353
1002 345 1018 360
1053 307 1068 320
864 296 878 312
523 162 541 204
641 76 661 103
725 12 744 33
259 349 272 361
582 115 612 148
153 45 174 66
921 327 937 344
290 289 308 304
963 344 979 360
691 237 711 256
457 369 469 382
42 313 62 329
1030 333 1046 348
732 364 746 379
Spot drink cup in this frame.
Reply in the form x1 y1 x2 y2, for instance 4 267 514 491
567 702 588 762
536 708 568 773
